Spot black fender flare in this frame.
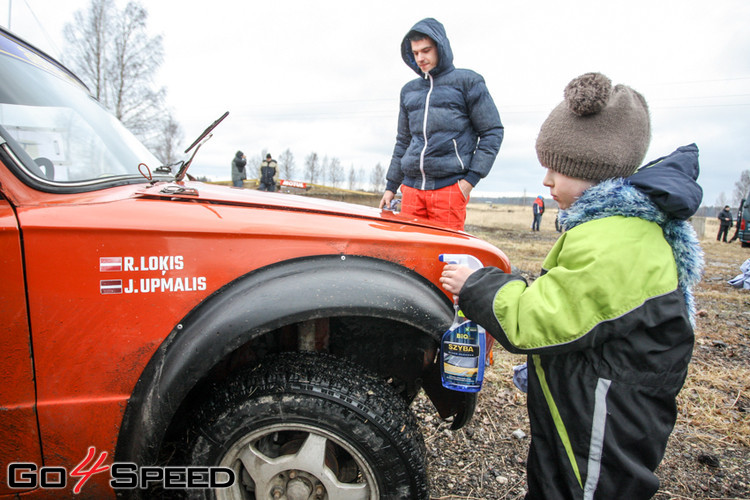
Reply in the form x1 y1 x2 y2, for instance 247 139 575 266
115 254 471 467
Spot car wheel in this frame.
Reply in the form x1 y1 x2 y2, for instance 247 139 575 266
184 352 428 499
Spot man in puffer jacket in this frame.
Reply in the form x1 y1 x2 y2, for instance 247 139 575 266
441 73 704 499
379 18 504 230
231 150 246 188
717 205 733 242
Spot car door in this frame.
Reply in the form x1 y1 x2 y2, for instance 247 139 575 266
0 194 42 495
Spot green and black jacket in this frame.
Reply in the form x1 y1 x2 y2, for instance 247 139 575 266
459 145 704 499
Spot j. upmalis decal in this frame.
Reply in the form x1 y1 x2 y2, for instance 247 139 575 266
99 256 207 295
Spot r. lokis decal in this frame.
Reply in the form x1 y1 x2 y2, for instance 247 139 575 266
99 255 207 295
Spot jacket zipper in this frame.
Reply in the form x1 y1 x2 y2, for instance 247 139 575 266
453 139 465 170
419 73 433 190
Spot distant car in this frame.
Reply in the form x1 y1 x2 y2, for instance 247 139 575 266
737 196 750 247
0 27 510 498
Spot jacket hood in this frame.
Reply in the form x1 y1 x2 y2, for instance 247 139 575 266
401 18 454 78
627 143 702 220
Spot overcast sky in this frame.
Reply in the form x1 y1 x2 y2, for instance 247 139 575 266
3 0 749 206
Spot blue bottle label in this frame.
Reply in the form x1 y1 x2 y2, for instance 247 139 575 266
442 320 482 390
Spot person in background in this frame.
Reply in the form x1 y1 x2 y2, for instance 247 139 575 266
231 150 246 188
440 72 703 499
379 18 504 231
532 195 545 231
717 205 733 242
258 153 278 192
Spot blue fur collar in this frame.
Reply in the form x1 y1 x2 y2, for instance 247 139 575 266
559 178 704 324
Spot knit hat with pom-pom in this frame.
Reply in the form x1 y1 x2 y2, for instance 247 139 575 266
536 72 651 180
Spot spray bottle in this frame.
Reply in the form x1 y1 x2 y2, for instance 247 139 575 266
438 254 486 393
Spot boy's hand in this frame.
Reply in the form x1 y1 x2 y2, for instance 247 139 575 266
440 264 476 296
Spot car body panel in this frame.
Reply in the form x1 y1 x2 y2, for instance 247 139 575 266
0 198 41 495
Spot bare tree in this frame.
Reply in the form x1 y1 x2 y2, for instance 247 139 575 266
151 110 183 166
109 2 165 145
370 163 385 193
716 192 728 208
279 149 295 179
63 0 175 156
319 156 330 186
329 157 343 188
305 152 320 184
733 170 750 205
63 0 111 100
348 164 358 190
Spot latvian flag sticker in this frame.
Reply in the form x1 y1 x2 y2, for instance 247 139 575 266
100 279 123 294
100 257 123 272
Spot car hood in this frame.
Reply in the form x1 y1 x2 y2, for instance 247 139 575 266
134 180 457 232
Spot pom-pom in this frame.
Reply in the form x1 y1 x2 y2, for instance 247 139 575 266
564 72 612 116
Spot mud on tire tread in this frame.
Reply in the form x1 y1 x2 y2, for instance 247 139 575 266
184 351 429 499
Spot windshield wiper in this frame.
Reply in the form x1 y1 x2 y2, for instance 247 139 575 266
175 111 229 182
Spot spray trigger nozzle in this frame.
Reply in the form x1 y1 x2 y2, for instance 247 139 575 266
439 253 484 270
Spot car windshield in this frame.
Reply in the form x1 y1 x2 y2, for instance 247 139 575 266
0 32 161 186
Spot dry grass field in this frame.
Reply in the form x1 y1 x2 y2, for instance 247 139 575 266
419 203 750 500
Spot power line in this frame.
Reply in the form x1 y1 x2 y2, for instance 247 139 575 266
653 102 750 109
657 93 750 101
646 76 750 86
10 0 63 56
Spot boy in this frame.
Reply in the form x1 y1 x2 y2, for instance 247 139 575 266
441 72 704 499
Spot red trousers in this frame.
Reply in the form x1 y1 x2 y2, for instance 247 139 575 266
400 183 469 231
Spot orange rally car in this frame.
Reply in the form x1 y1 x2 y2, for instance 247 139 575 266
0 26 509 498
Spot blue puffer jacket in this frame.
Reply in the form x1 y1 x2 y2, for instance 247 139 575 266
386 18 504 193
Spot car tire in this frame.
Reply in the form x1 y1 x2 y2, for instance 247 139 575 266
183 352 429 499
